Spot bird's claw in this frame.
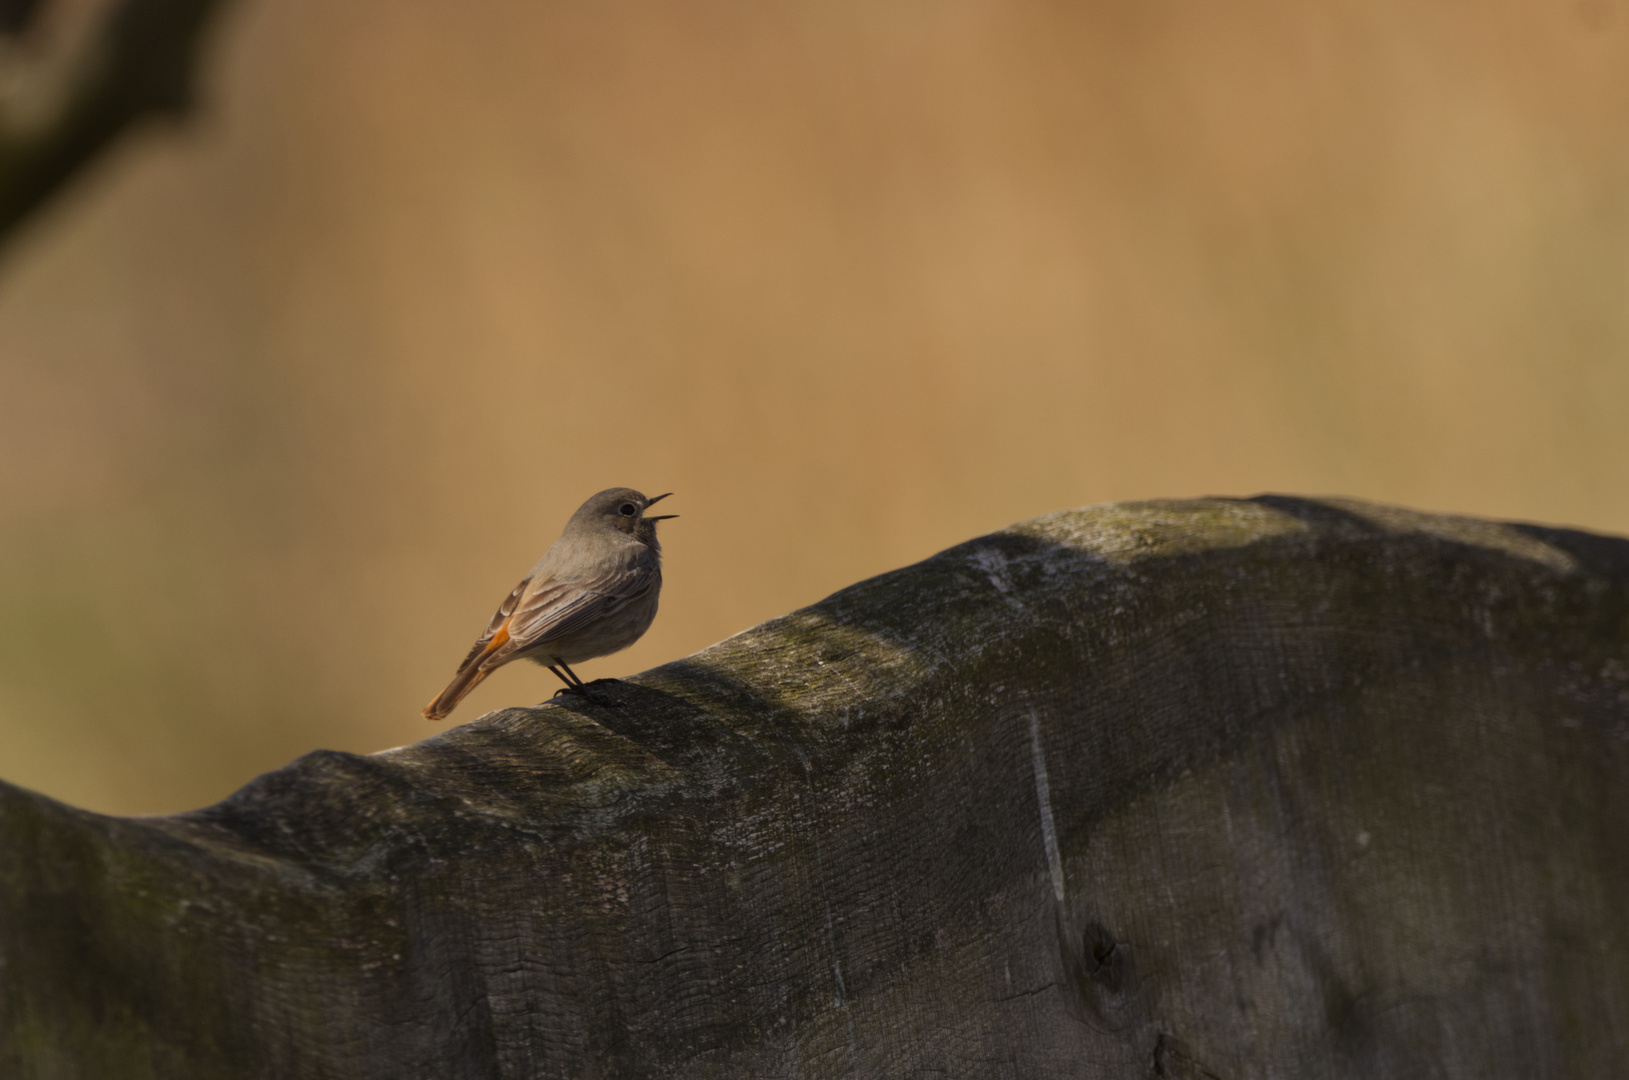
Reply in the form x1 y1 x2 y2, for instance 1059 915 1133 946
553 681 620 707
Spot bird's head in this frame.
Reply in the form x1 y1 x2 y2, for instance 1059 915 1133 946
572 487 676 547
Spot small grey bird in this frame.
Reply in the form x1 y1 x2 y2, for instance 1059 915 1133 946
424 488 675 721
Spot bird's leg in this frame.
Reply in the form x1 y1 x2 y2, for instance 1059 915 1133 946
548 664 584 691
550 662 617 706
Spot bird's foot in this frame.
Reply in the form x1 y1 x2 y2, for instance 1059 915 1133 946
553 680 621 707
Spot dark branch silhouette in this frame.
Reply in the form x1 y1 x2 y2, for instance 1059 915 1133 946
0 0 230 248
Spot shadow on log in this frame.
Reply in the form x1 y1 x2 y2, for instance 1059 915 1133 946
3 496 1628 1078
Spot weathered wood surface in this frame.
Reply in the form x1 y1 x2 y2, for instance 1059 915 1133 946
3 496 1628 1078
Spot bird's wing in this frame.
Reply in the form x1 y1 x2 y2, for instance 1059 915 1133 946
490 560 660 664
423 560 658 722
455 575 534 669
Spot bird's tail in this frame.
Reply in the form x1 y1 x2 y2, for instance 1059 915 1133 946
424 622 515 722
423 662 493 722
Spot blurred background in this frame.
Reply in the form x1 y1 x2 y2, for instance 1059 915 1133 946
0 0 1626 815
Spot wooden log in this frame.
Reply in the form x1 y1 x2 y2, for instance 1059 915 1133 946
3 496 1627 1078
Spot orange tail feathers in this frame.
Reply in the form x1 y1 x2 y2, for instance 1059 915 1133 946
424 624 513 722
423 664 493 721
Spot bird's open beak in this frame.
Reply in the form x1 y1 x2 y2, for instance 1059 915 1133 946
644 492 675 520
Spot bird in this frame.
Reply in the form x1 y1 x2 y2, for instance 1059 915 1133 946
423 487 675 721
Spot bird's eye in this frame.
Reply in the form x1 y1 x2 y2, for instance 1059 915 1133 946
619 503 637 517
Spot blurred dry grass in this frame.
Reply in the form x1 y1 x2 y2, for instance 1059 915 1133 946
1 0 1627 814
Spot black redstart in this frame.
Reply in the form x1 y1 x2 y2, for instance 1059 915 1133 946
423 487 675 721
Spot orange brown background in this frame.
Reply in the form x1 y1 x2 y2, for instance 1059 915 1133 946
2 0 1627 814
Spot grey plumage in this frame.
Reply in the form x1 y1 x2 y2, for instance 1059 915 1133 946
424 487 674 721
